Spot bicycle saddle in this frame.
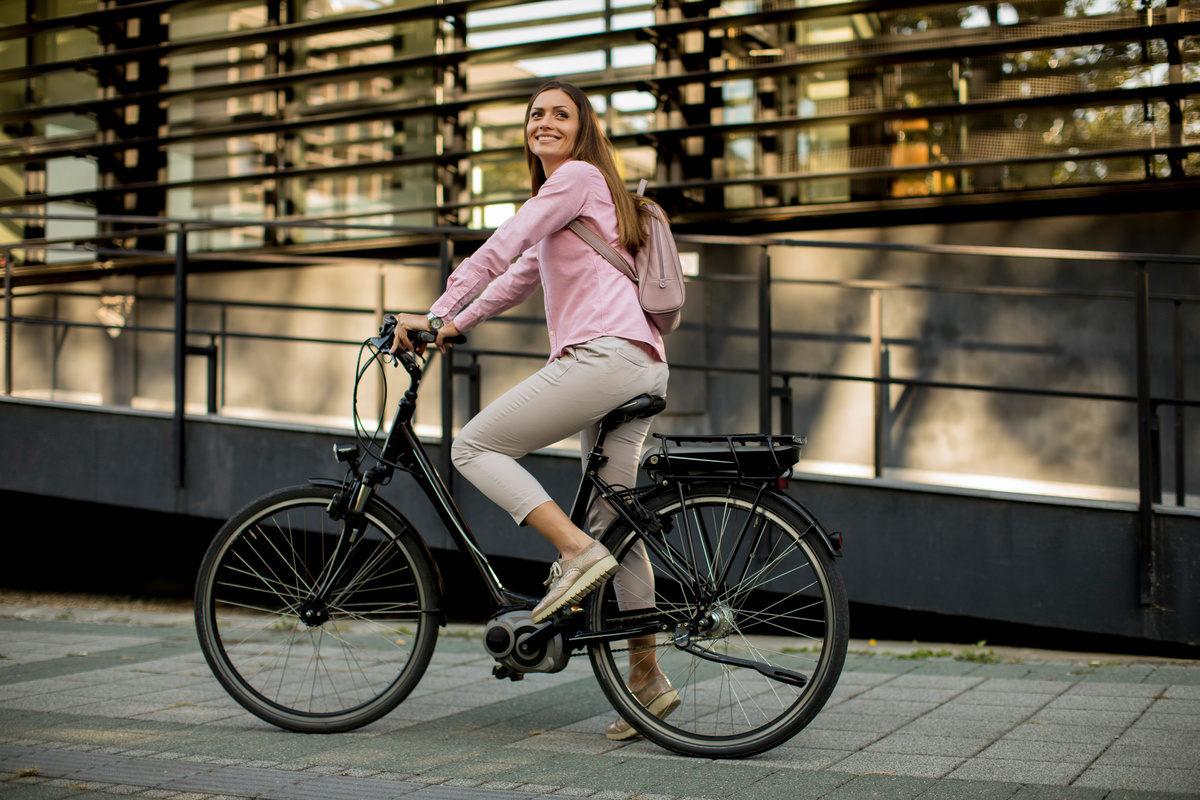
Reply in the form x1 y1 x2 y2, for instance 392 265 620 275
601 394 666 428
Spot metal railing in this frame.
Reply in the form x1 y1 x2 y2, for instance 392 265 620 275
3 211 1198 610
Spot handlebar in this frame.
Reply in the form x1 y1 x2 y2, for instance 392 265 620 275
370 314 467 355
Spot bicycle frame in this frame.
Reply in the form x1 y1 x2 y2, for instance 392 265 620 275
326 342 685 649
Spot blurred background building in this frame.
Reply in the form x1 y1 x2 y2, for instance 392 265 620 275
4 1 1197 243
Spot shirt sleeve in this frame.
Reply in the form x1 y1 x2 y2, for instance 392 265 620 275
450 246 541 332
429 161 595 322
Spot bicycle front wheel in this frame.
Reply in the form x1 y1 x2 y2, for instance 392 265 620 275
195 484 439 732
587 482 848 758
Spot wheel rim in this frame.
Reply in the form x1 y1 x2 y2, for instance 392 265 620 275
203 496 429 720
591 489 843 750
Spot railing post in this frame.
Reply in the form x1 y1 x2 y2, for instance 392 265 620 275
439 235 455 489
3 250 11 396
199 339 218 414
52 295 62 396
773 382 793 437
174 224 188 489
1174 300 1186 507
1134 262 1159 607
758 245 772 434
219 305 228 413
455 353 481 421
377 267 387 418
871 289 887 478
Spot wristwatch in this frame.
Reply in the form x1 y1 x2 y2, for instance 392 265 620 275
426 312 444 331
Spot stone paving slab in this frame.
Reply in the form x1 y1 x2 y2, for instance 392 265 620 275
1 612 1200 799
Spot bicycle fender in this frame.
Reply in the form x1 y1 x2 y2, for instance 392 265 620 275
770 489 844 558
308 478 448 614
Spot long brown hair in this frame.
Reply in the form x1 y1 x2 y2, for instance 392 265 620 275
524 80 648 252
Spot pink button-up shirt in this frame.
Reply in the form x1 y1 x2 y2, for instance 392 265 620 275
429 159 666 363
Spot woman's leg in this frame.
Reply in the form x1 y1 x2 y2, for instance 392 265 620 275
451 338 666 620
523 502 591 559
574 346 670 694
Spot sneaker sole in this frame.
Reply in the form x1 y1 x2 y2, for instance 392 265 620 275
647 689 681 720
531 554 619 623
606 689 681 740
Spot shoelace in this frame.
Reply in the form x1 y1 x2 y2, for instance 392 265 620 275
543 560 563 587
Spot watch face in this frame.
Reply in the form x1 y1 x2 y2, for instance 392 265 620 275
427 314 443 330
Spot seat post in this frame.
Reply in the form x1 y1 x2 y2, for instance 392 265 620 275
569 421 618 528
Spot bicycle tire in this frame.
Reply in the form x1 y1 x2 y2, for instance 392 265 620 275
195 484 439 733
587 482 848 758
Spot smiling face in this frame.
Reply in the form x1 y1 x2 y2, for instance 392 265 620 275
526 88 580 178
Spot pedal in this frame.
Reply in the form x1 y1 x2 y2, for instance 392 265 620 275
492 664 524 681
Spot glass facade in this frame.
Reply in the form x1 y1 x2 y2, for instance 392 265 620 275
2 0 1196 266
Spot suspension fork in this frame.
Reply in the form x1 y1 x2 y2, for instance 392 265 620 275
306 471 382 615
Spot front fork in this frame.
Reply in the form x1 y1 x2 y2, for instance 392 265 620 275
300 472 379 627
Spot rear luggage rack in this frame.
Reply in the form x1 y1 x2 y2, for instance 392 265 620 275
641 434 806 481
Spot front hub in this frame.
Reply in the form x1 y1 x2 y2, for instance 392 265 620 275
298 598 330 628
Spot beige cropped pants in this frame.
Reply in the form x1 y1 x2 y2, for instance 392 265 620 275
452 336 669 609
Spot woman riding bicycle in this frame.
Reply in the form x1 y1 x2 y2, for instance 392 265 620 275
394 79 675 740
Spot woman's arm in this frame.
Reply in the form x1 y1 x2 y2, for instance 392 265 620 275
448 247 541 332
397 247 539 353
430 162 596 320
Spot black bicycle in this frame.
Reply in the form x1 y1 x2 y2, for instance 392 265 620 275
194 316 848 758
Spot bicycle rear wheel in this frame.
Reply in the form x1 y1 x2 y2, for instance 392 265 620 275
195 484 439 732
587 482 848 758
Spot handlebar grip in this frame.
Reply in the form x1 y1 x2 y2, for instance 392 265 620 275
413 330 468 345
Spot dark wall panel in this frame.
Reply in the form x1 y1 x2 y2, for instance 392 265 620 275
2 397 1196 644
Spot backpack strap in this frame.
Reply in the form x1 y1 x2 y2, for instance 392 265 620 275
568 179 652 282
568 219 637 284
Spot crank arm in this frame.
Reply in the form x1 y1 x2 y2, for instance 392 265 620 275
672 626 809 689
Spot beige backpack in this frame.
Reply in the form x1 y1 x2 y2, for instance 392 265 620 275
568 180 686 335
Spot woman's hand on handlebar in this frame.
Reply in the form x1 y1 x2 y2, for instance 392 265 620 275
391 313 461 355
434 320 462 352
391 313 429 354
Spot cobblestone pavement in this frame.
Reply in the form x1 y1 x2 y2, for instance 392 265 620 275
1 604 1198 800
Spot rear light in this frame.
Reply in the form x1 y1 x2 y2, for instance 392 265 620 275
776 477 790 489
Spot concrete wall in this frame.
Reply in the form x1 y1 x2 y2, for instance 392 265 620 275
757 211 1200 498
1 398 1195 644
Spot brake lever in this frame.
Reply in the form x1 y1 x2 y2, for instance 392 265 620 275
369 314 400 357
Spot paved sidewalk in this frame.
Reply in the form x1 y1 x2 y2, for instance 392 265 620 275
1 603 1198 800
